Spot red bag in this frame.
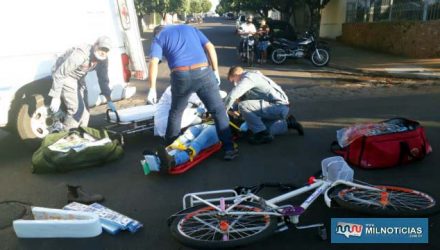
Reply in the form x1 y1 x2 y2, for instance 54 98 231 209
331 118 432 169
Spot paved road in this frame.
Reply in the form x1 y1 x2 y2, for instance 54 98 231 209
0 18 439 250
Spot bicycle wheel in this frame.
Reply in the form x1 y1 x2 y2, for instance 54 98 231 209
332 185 438 216
169 201 278 249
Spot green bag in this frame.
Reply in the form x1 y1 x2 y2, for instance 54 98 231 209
32 127 124 174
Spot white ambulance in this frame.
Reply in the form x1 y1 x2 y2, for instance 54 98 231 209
0 0 147 141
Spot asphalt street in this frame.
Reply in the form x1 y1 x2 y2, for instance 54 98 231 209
0 18 439 250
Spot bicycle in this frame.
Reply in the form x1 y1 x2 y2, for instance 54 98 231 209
167 156 438 249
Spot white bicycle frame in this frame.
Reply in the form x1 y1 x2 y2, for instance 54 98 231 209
181 157 383 226
182 179 381 223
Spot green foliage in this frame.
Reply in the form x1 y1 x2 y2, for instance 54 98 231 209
170 0 190 14
135 0 191 16
218 0 240 13
216 4 225 15
190 0 202 14
217 0 332 15
200 0 212 13
134 0 149 16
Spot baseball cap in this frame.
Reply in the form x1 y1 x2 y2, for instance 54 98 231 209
96 36 112 51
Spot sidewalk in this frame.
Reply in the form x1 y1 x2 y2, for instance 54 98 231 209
326 39 440 80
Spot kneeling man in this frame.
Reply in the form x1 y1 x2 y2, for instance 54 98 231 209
224 66 303 144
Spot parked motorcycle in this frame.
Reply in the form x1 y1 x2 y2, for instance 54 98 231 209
270 32 330 67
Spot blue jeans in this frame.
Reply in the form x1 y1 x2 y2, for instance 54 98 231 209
174 124 219 165
238 100 289 134
166 67 233 151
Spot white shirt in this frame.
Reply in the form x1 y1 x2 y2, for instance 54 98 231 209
239 23 256 38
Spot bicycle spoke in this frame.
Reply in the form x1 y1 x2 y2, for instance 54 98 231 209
339 186 435 213
177 204 272 243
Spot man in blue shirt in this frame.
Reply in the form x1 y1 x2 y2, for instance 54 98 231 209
147 24 237 161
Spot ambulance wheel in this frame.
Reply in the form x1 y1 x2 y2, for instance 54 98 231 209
16 94 64 147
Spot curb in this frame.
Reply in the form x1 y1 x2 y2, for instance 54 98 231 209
328 63 440 80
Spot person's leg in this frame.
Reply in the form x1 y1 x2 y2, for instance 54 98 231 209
262 49 268 63
238 39 244 56
61 80 82 130
262 42 268 62
165 71 192 145
173 150 191 165
79 86 90 127
169 124 204 149
188 124 219 155
159 125 202 168
173 124 218 165
194 68 234 153
257 44 262 63
263 105 289 135
238 100 267 134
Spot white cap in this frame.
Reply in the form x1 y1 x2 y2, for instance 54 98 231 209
96 36 112 50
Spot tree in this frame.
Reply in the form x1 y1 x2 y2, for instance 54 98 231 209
200 0 212 13
135 0 191 25
134 0 150 33
218 0 240 14
189 0 202 14
215 4 225 15
170 0 190 15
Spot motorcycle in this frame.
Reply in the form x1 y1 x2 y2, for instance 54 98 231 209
270 32 330 67
237 27 256 67
241 36 256 67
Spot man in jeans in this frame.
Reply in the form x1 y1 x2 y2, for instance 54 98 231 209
147 24 237 160
224 66 304 144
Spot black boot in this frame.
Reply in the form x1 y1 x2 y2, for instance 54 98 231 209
157 146 176 174
248 130 274 144
286 115 304 136
67 185 104 205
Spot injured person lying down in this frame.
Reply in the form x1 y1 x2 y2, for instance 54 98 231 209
143 121 223 173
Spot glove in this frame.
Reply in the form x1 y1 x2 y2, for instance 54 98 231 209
147 88 157 104
50 97 61 113
107 101 116 112
214 70 221 85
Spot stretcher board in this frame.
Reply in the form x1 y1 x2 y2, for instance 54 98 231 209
105 105 156 136
168 142 222 175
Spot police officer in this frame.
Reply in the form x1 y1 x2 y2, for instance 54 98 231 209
147 24 237 160
49 36 116 130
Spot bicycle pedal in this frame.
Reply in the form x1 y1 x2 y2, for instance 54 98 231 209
280 206 304 216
